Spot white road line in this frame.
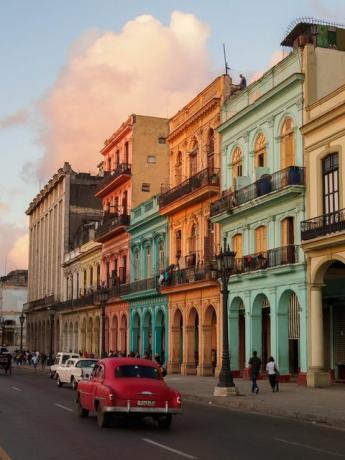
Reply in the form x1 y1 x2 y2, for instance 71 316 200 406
274 438 345 458
11 386 22 392
54 403 73 412
142 439 197 459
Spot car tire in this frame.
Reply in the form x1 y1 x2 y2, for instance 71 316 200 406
77 400 89 418
71 377 77 391
96 404 111 428
56 376 63 387
157 414 172 429
49 372 54 379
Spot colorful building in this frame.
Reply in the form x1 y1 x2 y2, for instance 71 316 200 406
301 83 345 386
160 75 233 376
122 195 168 362
95 114 169 355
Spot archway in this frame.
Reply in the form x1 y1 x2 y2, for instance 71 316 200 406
252 294 271 367
87 318 93 354
111 315 118 352
94 317 100 357
120 314 127 355
229 297 246 374
105 316 110 353
143 311 152 357
68 322 73 352
73 322 79 353
155 309 166 363
81 318 86 352
186 308 199 375
203 305 217 375
171 309 183 373
131 312 141 354
63 323 68 351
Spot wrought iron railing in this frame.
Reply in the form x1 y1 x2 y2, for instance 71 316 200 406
211 166 305 217
96 163 131 193
160 266 217 287
301 208 345 240
24 295 56 312
159 167 220 208
120 277 159 295
95 213 130 239
232 245 299 274
58 293 95 309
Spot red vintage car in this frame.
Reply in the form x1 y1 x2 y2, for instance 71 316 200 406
76 357 182 428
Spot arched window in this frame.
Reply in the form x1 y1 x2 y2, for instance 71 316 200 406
189 223 198 254
281 118 295 168
189 141 198 176
232 147 243 181
255 226 267 253
146 246 152 277
207 128 215 169
254 133 266 167
175 151 182 185
232 233 243 258
176 230 182 260
281 217 294 246
159 241 165 272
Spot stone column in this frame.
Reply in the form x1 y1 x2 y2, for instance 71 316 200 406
307 284 330 387
199 324 213 376
168 325 182 374
181 325 197 375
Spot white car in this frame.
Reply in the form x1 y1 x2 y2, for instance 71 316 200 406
49 352 80 379
56 358 97 390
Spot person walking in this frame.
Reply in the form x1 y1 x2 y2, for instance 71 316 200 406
248 351 261 394
266 356 279 392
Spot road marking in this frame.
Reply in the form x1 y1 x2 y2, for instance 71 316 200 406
54 403 73 412
142 439 197 459
274 438 345 458
0 445 12 460
10 386 22 392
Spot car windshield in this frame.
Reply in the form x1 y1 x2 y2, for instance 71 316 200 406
77 360 97 368
115 365 160 380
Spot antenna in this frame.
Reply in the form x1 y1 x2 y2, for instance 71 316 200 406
223 43 230 75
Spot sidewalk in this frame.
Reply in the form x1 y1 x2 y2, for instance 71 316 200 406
165 375 345 429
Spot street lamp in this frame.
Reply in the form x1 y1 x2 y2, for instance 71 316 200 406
48 308 55 357
98 286 109 358
214 237 239 397
19 312 25 351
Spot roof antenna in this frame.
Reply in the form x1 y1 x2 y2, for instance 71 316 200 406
223 43 230 75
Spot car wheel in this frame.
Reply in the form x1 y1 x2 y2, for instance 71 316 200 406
71 378 77 391
157 414 172 429
76 400 89 418
49 372 54 379
96 404 111 428
56 376 63 387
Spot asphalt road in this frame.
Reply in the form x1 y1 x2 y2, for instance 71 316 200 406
0 368 344 460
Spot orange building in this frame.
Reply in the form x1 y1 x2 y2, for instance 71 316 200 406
95 114 169 355
159 75 233 375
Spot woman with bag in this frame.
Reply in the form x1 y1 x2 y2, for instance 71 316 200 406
266 356 279 392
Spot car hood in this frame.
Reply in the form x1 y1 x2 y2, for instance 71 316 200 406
110 378 173 400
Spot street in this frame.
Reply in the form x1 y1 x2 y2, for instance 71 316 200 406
0 368 344 460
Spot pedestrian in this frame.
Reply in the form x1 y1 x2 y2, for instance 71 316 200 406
32 351 39 370
239 74 247 90
248 351 261 394
266 356 279 392
41 353 47 369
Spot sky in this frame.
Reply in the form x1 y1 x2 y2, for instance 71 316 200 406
0 0 344 275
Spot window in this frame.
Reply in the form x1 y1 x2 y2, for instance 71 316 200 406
108 157 112 171
147 155 156 164
207 128 215 170
122 191 128 215
159 241 165 271
106 261 110 288
176 230 182 259
146 246 152 277
189 141 198 176
142 183 151 192
232 233 243 258
83 270 87 293
255 226 267 253
323 153 339 215
115 365 161 379
189 223 197 254
254 133 266 168
281 118 295 168
232 147 243 181
90 266 93 287
115 151 120 168
281 217 294 246
125 142 129 164
175 151 183 185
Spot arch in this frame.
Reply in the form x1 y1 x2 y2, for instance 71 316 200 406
189 139 198 176
312 254 345 285
111 315 118 352
280 117 295 168
232 146 243 181
63 322 68 351
94 316 100 357
203 305 217 375
143 310 153 356
254 132 266 168
105 316 110 353
68 322 73 352
252 293 271 366
229 297 246 372
87 317 93 354
155 308 166 362
175 151 183 185
186 308 199 372
73 322 79 353
81 318 86 352
120 314 128 355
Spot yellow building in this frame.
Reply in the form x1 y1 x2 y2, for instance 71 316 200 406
159 75 233 376
301 83 345 386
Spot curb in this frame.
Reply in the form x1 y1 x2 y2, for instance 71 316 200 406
182 392 345 430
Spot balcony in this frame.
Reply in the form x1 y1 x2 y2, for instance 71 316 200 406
58 293 95 310
301 208 345 241
159 168 220 214
211 166 305 218
24 295 56 312
95 213 130 242
232 245 299 275
160 265 218 291
95 163 131 198
120 277 159 297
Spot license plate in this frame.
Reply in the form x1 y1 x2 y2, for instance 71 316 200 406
137 400 155 407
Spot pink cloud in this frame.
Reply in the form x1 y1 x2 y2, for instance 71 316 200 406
36 11 213 179
0 221 27 275
0 110 29 129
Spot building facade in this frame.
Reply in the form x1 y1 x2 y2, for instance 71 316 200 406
301 83 345 386
122 195 168 362
0 270 28 348
160 75 233 376
95 114 169 356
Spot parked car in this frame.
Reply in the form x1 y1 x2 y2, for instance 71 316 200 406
49 352 80 379
77 357 182 428
56 358 97 390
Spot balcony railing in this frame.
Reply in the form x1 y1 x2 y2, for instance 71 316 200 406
232 245 299 275
95 213 130 239
211 166 305 217
160 266 217 287
58 293 95 309
120 277 159 296
96 163 131 193
159 167 220 208
301 208 345 241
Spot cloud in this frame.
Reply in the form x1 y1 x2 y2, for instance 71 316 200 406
309 0 345 20
36 11 213 179
249 50 284 83
0 202 9 215
8 233 29 271
0 110 29 129
0 221 27 275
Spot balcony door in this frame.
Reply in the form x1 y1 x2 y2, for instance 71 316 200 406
323 153 339 218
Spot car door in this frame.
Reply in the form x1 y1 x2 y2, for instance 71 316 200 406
91 364 106 409
60 359 71 382
81 365 100 411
